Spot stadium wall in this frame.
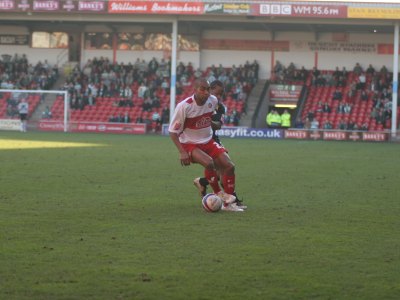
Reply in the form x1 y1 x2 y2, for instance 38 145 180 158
315 32 393 71
0 45 67 67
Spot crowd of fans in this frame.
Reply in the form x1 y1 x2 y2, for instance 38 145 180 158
204 60 258 125
57 56 192 127
271 61 308 84
0 54 58 118
56 57 257 128
0 54 58 90
273 60 396 131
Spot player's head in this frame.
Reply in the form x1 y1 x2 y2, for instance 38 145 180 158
210 80 225 100
193 78 210 105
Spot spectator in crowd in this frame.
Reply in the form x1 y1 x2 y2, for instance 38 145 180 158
294 117 304 128
97 83 109 97
274 60 284 74
361 90 369 101
310 118 319 130
175 81 183 96
1 80 14 89
148 57 159 75
347 120 357 130
135 115 143 124
207 70 216 83
347 83 357 100
307 110 315 121
152 95 161 109
42 106 52 119
251 60 259 82
380 65 388 76
382 87 392 100
142 96 153 112
231 110 240 126
311 67 321 86
366 64 375 75
5 95 18 117
86 88 96 106
370 107 379 120
353 62 363 76
286 62 296 75
341 67 348 78
375 108 386 125
123 112 131 123
161 106 170 124
332 88 343 101
323 120 333 129
344 103 352 114
316 101 323 113
299 66 308 81
6 102 18 117
322 102 331 113
337 102 345 114
231 82 243 101
357 72 366 90
324 72 335 86
138 82 149 99
333 66 342 80
304 117 311 129
338 119 347 130
120 84 133 103
336 75 346 87
194 68 202 79
160 78 170 94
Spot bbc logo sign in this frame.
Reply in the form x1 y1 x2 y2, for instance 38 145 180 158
259 4 291 15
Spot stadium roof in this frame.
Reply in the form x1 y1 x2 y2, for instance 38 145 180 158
0 0 399 33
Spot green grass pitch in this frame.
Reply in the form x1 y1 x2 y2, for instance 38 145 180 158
1 131 399 300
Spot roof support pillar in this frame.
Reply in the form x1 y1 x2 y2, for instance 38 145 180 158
170 18 178 122
391 22 399 138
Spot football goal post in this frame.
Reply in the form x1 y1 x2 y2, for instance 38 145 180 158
0 89 69 132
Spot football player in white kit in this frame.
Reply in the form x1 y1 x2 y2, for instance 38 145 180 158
18 98 29 132
193 80 246 209
169 78 243 212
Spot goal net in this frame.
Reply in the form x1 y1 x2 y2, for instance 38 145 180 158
0 89 69 132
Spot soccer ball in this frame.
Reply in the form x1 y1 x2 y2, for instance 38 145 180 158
202 193 223 212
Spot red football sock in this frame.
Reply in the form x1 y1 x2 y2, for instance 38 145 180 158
222 175 235 195
205 169 221 194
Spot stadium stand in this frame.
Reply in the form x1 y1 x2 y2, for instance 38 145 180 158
48 58 256 128
299 66 394 131
0 53 394 132
0 54 56 119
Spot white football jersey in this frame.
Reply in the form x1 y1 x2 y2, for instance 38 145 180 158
169 94 218 144
18 101 29 114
